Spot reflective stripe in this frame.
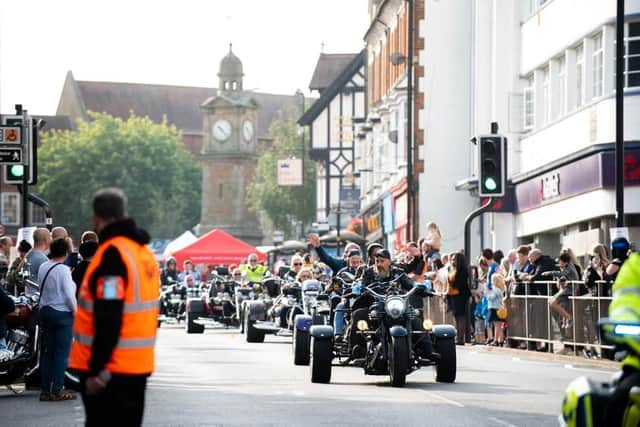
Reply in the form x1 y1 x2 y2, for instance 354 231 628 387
118 244 141 303
77 297 158 313
74 333 156 349
610 306 640 320
613 287 640 298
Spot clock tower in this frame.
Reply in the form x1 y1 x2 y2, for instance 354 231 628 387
199 44 262 245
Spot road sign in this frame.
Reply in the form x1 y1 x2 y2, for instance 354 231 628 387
0 126 21 144
0 147 22 164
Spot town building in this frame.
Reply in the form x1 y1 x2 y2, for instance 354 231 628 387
49 46 301 244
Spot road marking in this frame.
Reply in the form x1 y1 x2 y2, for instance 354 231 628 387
488 417 517 427
418 390 464 407
564 365 615 375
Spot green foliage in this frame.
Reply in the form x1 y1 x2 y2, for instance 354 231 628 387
247 108 316 238
37 112 201 239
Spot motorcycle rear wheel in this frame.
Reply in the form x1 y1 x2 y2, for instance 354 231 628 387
310 337 332 383
434 337 456 383
293 328 310 365
245 310 265 343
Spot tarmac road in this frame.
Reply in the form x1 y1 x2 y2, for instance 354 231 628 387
0 323 616 426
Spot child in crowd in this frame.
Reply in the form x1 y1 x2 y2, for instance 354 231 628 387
485 273 507 346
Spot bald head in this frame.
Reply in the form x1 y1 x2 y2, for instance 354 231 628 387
51 226 69 240
528 248 542 263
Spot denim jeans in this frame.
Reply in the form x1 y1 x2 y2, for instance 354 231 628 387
333 302 346 335
0 319 7 350
40 306 73 393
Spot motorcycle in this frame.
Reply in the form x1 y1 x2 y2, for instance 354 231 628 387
308 279 457 387
292 279 331 365
0 278 80 393
560 319 640 427
158 279 187 326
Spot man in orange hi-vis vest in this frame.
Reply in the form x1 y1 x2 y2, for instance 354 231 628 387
69 188 159 427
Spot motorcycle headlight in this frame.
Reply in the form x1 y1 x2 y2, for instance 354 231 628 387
385 298 406 319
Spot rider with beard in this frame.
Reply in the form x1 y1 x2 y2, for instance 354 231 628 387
346 249 427 355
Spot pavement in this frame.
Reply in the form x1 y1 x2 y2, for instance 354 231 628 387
0 324 616 426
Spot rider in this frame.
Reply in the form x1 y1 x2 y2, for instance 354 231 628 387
603 242 638 424
285 255 304 281
346 249 420 353
331 250 364 335
160 257 179 288
239 253 268 285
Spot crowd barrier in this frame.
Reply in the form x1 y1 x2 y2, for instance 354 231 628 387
422 280 614 357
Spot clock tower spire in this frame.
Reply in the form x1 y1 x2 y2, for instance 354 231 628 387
199 46 262 245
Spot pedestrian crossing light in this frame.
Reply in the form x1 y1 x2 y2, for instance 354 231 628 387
478 135 506 197
5 164 25 184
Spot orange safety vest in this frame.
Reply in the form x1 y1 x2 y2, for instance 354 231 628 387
69 236 159 375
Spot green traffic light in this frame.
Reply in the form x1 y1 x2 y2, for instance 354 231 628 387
484 177 497 191
10 164 24 177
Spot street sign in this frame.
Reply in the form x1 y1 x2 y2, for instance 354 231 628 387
0 126 21 144
277 158 303 186
0 147 22 164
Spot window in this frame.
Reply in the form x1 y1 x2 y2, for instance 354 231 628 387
576 44 585 107
31 204 46 225
1 193 19 225
542 67 550 125
557 56 566 117
592 32 604 98
626 22 640 87
523 76 534 130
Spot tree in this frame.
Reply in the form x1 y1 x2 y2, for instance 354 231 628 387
247 108 316 238
37 112 201 239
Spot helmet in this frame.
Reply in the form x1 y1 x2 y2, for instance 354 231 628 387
611 237 631 262
166 257 177 266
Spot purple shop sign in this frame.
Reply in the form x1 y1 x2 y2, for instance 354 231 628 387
515 148 640 212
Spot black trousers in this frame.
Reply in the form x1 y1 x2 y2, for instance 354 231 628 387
79 373 148 427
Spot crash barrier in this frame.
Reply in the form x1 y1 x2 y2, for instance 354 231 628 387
422 280 614 357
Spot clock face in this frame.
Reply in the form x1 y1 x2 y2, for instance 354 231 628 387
242 120 254 142
212 120 232 141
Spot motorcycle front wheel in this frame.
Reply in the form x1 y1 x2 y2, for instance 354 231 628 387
389 335 409 387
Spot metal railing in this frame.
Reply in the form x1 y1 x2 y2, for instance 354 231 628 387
423 279 615 357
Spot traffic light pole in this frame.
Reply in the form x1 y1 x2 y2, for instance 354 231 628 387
19 106 29 228
464 197 496 270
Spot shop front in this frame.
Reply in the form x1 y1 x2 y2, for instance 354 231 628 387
514 145 640 256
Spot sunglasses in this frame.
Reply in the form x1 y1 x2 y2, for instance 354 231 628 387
293 262 303 266
249 259 258 262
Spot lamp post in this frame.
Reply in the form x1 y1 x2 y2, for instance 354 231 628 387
615 0 625 227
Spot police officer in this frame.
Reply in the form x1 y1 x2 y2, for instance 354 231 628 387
69 188 159 427
239 253 268 284
603 247 640 424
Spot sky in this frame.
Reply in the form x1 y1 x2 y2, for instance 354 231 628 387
0 0 369 115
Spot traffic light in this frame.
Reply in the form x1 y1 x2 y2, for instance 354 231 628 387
2 116 38 185
478 135 506 197
5 164 25 183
